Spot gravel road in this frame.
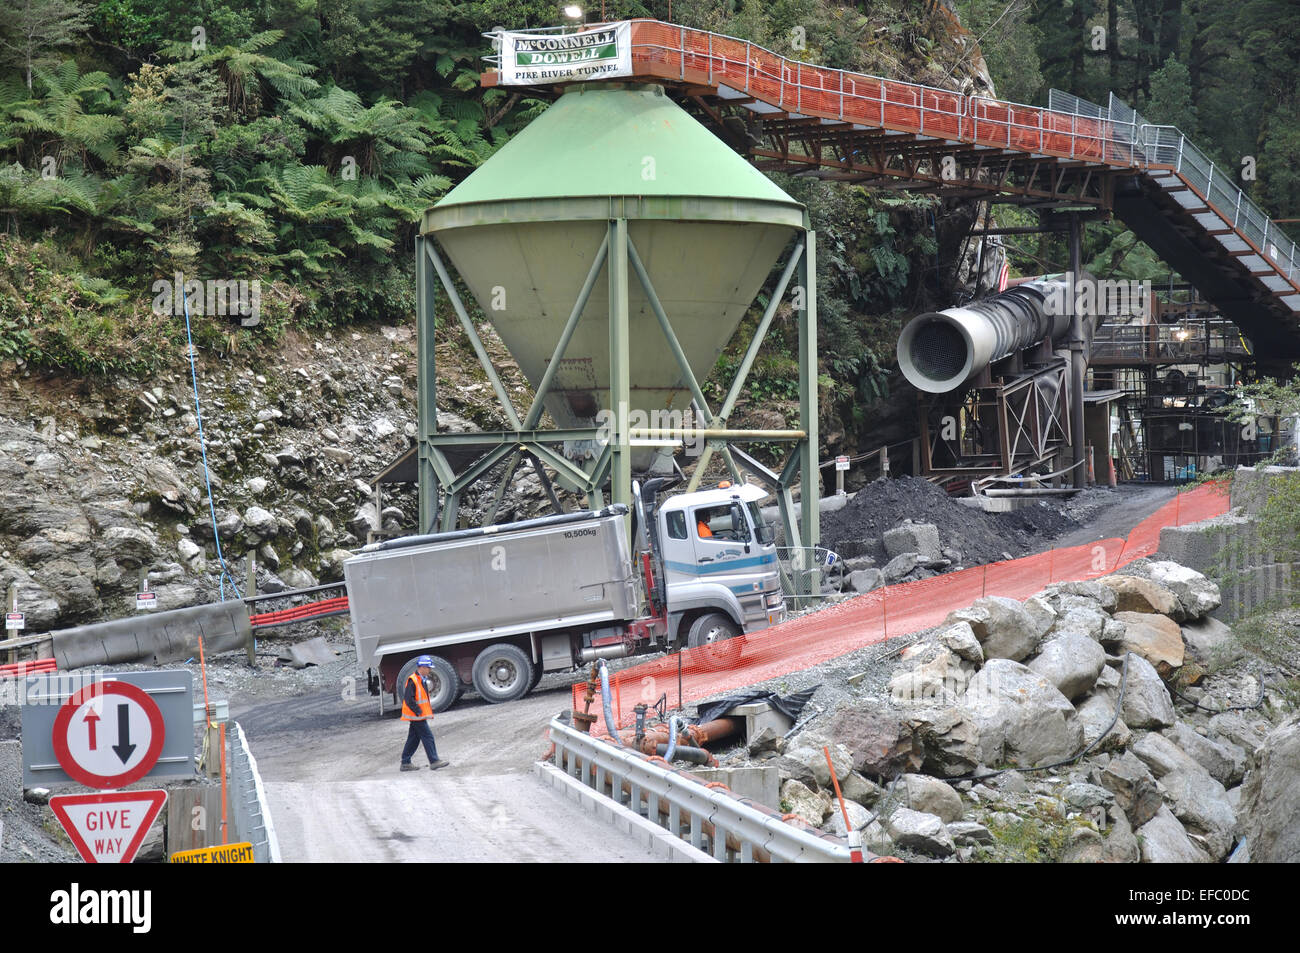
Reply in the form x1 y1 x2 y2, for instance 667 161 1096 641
233 676 665 862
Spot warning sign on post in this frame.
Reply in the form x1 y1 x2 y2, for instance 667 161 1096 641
170 842 255 863
4 611 23 631
49 790 167 863
52 680 165 789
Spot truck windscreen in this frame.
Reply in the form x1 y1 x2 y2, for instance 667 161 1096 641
746 502 774 545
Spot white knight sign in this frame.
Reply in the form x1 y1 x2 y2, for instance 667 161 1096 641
498 24 632 85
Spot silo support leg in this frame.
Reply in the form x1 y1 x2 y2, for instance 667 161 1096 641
797 232 820 597
607 218 632 516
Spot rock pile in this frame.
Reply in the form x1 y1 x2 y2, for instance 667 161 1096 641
753 558 1297 862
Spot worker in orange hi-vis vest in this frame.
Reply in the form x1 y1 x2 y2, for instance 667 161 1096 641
400 656 449 771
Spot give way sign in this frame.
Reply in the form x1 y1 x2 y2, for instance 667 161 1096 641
49 791 168 863
52 680 166 789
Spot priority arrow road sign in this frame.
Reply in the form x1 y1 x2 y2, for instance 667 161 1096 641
49 790 167 863
52 680 165 789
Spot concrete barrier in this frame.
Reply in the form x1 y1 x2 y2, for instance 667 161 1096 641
51 600 252 669
1157 466 1299 621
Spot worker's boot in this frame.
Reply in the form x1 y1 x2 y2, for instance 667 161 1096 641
400 763 419 772
429 760 450 770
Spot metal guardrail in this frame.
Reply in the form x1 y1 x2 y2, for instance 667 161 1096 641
548 717 861 862
482 22 1300 297
228 722 281 863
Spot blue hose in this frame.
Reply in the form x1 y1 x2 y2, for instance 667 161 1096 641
598 660 622 745
181 279 241 601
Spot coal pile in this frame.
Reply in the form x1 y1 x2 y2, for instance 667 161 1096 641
820 475 1080 568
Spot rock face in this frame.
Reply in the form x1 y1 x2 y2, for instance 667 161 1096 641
1027 630 1105 700
964 659 1082 767
1238 714 1300 862
1109 612 1185 675
946 596 1047 662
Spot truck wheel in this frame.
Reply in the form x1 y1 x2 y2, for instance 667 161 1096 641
472 644 534 704
686 612 743 671
396 655 461 714
529 662 545 691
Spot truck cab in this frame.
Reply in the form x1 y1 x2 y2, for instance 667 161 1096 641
651 481 785 647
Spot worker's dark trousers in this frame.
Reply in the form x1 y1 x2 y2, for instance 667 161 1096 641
401 719 439 764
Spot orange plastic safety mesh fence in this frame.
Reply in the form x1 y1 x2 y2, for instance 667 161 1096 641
573 483 1230 733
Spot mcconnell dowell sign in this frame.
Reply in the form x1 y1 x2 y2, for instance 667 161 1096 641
499 23 632 85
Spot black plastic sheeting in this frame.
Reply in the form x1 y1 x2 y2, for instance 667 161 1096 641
691 686 819 727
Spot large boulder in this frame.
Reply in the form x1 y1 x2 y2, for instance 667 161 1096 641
780 779 831 827
946 596 1048 662
899 774 963 822
1181 617 1241 666
825 699 922 778
1238 714 1300 862
1044 580 1119 613
1137 806 1211 863
1131 731 1202 778
1108 612 1185 676
884 522 942 560
1159 767 1236 861
1142 560 1221 620
1074 694 1133 752
242 505 279 540
888 648 967 707
1099 574 1182 617
964 659 1083 767
1207 710 1271 760
938 621 984 664
846 568 883 594
1119 655 1176 729
1028 631 1106 700
822 799 874 837
1164 723 1247 787
884 808 955 857
784 741 852 789
910 707 982 777
1099 751 1163 828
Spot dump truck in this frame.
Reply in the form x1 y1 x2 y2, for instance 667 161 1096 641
345 480 785 713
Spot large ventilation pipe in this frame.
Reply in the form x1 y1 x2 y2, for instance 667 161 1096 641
897 277 1078 394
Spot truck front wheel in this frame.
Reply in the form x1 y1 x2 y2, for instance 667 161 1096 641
396 655 462 714
686 612 743 671
472 644 535 704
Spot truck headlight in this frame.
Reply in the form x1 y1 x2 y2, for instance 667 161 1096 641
766 590 784 608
